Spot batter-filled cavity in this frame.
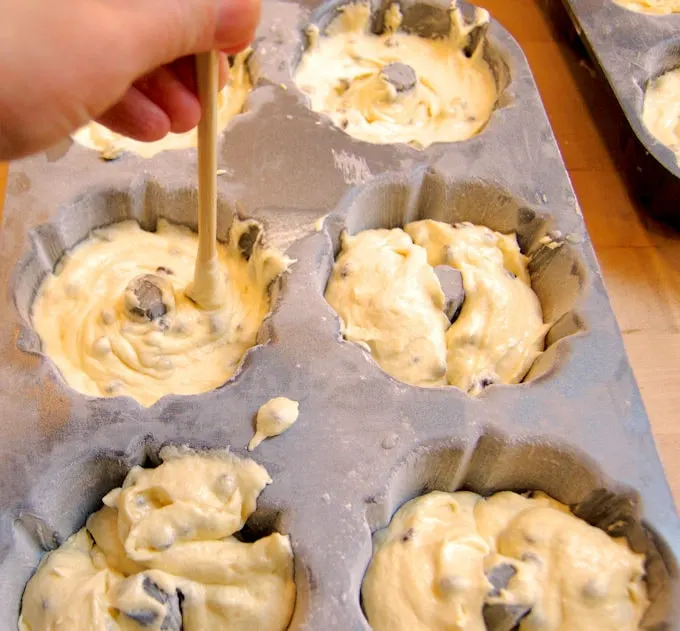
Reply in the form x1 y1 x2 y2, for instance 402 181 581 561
294 2 498 148
362 490 649 630
613 0 680 14
325 220 548 394
73 52 252 160
642 66 680 163
31 219 292 406
18 448 296 631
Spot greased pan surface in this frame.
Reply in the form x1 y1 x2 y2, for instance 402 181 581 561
0 0 678 628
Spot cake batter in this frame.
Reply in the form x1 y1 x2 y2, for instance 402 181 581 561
19 448 296 631
294 3 497 148
613 0 680 14
324 220 546 394
32 219 292 406
248 397 300 450
642 66 680 164
362 490 649 631
73 51 252 159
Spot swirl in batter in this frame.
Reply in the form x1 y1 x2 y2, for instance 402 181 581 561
324 220 546 394
31 219 292 406
613 0 680 14
73 52 252 160
19 448 296 631
294 3 497 148
642 67 680 164
362 490 649 631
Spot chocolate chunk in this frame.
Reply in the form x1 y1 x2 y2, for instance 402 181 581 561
124 274 175 322
121 577 182 631
483 603 531 631
161 589 183 631
478 376 495 388
142 576 168 603
433 265 465 322
463 21 489 59
156 266 174 275
125 609 158 626
238 224 261 261
380 62 417 93
486 563 517 597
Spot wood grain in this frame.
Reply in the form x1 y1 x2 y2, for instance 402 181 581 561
0 0 677 506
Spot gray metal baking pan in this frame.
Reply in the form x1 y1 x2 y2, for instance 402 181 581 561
540 0 680 226
0 0 678 628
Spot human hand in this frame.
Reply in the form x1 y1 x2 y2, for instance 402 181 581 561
0 0 260 160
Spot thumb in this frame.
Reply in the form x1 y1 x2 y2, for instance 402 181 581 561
110 0 261 76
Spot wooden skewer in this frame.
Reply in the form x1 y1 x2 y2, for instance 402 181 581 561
186 51 226 309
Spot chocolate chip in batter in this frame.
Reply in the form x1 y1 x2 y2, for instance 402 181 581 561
478 376 495 388
105 380 123 395
124 274 175 322
483 603 531 631
486 563 517 597
433 265 465 323
463 21 489 59
156 266 174 276
380 62 417 94
125 577 183 631
401 528 415 542
238 224 262 261
124 609 158 627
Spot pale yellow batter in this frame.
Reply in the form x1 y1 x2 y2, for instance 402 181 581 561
362 490 649 631
19 448 296 631
248 397 300 451
294 3 497 148
73 51 252 159
31 219 292 406
613 0 680 14
324 220 546 394
642 67 680 164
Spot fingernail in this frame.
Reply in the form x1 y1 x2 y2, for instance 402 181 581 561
215 0 261 50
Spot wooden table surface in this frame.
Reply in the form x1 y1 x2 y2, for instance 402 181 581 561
0 0 678 507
